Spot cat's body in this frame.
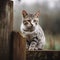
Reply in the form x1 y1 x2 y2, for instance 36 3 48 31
20 10 46 50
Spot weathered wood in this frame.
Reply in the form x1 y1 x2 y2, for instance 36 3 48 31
12 31 26 60
0 1 13 60
26 51 60 60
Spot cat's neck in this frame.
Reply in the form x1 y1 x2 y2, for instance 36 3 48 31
21 24 39 34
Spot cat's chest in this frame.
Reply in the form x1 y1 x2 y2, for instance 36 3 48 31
26 32 37 40
22 25 43 40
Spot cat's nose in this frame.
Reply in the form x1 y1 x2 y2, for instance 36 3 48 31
31 24 33 27
28 24 33 29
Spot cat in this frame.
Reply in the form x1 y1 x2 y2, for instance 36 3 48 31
20 10 46 50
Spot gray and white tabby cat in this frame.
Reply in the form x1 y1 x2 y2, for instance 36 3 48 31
20 10 46 50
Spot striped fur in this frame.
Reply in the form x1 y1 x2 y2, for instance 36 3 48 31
20 10 46 50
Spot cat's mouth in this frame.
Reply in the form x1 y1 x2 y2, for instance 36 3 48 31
23 27 35 32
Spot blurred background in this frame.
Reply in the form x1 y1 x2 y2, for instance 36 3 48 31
12 0 60 50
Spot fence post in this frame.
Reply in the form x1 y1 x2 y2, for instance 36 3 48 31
12 32 26 60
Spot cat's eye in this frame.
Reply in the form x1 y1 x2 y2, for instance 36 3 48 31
28 20 31 22
23 21 28 25
33 20 36 22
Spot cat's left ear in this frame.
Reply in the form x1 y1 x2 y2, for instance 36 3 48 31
34 11 40 18
22 10 28 18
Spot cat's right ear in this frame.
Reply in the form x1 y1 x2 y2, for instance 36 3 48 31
22 10 28 18
34 11 40 18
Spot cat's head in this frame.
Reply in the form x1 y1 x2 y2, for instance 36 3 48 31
22 10 40 32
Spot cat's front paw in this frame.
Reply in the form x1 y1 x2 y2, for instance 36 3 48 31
29 47 35 51
29 45 35 51
29 42 37 51
29 47 38 51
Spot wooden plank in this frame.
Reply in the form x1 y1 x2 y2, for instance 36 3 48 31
12 31 26 60
26 51 60 60
0 1 13 60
